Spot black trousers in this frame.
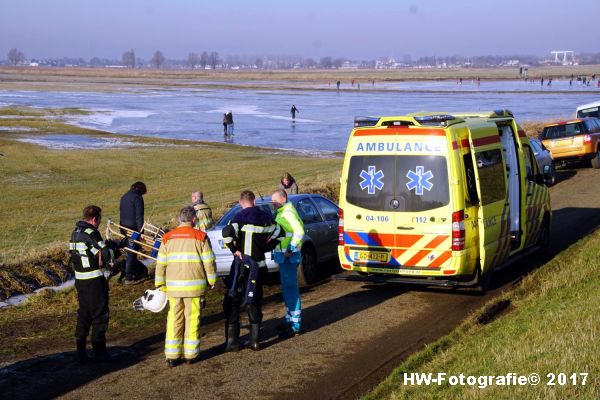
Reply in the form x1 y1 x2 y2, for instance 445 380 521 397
125 238 138 279
75 278 109 342
223 267 267 324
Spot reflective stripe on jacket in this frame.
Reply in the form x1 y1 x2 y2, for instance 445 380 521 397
155 223 217 297
193 202 213 231
275 202 304 252
69 221 111 280
221 205 281 265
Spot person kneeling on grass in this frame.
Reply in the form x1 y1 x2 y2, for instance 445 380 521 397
155 206 217 367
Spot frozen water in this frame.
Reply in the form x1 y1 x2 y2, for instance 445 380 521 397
1 82 598 152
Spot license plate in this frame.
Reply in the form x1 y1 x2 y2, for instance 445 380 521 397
353 251 389 263
553 138 572 147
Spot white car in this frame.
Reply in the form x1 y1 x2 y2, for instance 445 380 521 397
205 194 340 285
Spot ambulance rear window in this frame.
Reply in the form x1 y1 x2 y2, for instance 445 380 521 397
346 155 449 212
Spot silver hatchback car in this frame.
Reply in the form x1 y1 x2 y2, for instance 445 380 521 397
205 194 340 285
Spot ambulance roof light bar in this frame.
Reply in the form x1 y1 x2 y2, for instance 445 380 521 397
354 116 380 127
414 114 456 126
492 109 514 118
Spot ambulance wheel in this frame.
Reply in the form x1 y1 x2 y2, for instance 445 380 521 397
298 245 317 287
475 265 493 292
591 150 600 169
537 216 551 259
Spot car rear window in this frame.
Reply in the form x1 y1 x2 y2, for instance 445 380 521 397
346 155 449 212
542 123 584 139
577 106 600 119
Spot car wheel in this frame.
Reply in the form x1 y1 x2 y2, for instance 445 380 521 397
298 245 317 286
591 150 600 169
547 162 557 186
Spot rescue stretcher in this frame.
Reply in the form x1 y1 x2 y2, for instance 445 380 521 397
105 218 164 261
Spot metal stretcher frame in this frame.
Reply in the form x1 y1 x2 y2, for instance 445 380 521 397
105 218 164 261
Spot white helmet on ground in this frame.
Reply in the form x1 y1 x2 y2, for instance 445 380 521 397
133 289 167 313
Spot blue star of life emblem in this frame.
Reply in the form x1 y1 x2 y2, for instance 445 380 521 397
406 166 434 196
359 166 385 195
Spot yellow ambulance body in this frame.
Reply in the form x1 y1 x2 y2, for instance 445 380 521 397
337 110 551 289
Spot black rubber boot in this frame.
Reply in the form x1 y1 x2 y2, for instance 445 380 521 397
92 340 116 362
249 323 261 351
76 339 90 364
224 323 240 352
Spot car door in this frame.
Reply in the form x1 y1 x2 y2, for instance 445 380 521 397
294 197 327 261
311 196 339 260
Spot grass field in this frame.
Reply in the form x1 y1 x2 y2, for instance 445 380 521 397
1 65 599 92
0 107 341 299
365 229 600 399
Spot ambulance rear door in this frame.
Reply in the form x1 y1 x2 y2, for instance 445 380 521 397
468 125 510 273
343 133 399 267
391 134 453 271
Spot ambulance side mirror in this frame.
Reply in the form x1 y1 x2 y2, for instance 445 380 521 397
542 169 553 185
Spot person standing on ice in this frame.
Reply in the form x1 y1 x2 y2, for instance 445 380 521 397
290 105 299 121
226 111 234 136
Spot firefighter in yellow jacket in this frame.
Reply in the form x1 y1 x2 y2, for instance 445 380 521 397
155 206 217 367
191 191 213 231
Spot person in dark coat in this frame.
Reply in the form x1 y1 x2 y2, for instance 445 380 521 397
221 190 282 351
290 105 299 120
69 205 115 363
119 181 147 284
226 111 234 135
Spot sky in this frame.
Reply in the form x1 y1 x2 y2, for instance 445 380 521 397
1 0 599 60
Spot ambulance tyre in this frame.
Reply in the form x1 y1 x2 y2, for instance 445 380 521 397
537 215 551 260
475 264 493 292
591 149 600 169
298 245 317 287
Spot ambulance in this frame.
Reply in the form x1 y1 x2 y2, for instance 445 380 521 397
337 110 551 290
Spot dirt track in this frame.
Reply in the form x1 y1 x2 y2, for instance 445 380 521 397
2 167 600 400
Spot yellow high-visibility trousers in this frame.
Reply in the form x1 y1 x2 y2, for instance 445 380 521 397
165 297 202 360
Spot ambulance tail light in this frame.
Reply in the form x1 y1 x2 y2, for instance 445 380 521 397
338 208 344 245
452 210 465 251
584 134 592 143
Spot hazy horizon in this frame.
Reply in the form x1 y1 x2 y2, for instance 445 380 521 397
1 0 599 60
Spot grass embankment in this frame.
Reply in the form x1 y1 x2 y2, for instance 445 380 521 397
366 232 600 399
0 273 236 362
0 107 341 297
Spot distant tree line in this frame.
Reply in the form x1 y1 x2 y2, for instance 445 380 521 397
5 47 600 69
